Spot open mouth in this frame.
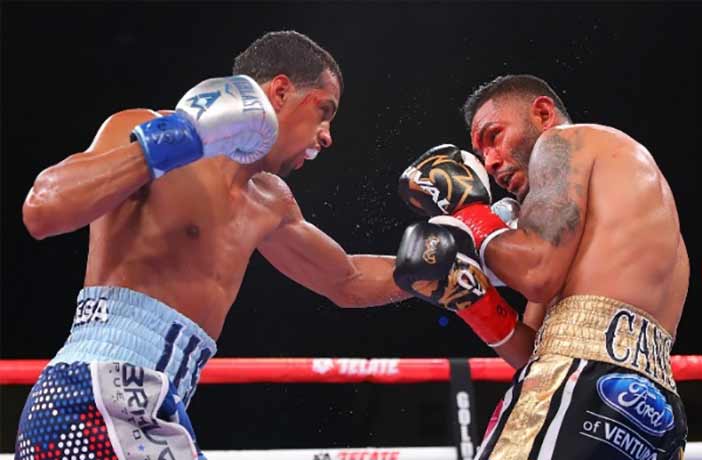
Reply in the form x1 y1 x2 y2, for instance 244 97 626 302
304 148 319 160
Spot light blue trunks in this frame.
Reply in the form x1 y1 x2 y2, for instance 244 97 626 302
50 286 217 406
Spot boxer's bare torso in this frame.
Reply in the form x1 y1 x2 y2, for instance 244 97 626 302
25 109 406 339
492 124 688 336
84 110 287 338
559 125 688 332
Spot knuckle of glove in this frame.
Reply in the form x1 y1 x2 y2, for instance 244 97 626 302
393 222 458 294
427 216 478 255
398 144 492 218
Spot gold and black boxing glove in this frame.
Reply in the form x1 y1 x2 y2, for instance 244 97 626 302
393 217 518 348
399 144 520 283
398 144 492 217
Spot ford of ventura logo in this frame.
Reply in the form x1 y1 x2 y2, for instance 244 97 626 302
596 373 674 437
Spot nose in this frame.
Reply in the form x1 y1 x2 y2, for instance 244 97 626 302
318 125 332 149
483 148 503 176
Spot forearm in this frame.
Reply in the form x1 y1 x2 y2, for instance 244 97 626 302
336 255 412 308
23 142 151 239
492 322 537 369
484 229 555 302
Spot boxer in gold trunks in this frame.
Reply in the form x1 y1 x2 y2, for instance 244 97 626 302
394 75 688 459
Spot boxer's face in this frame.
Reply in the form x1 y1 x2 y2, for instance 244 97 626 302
265 70 340 177
470 97 541 202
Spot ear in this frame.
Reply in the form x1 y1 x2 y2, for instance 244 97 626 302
266 75 294 112
531 96 558 129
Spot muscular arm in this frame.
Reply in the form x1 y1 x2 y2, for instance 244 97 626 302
258 198 411 308
22 110 155 239
485 127 594 303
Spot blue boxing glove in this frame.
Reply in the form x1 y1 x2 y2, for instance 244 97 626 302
131 75 278 179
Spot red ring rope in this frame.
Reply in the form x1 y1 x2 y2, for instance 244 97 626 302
1 355 700 385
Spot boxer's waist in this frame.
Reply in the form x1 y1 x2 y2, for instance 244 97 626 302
50 286 217 404
533 295 676 393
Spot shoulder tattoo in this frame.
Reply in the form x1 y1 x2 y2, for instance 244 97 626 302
520 130 587 246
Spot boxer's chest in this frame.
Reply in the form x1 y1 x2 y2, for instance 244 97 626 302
134 165 283 270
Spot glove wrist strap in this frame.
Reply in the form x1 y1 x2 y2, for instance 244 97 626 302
131 113 204 179
456 286 518 347
453 203 509 250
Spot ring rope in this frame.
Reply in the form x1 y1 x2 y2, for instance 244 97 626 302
1 355 700 385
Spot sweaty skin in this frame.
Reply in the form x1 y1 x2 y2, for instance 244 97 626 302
471 99 689 367
22 74 409 340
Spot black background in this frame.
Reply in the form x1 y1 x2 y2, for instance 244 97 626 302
1 1 700 453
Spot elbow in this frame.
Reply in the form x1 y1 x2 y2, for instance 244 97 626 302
326 283 369 309
23 170 64 240
521 269 562 304
328 292 359 309
23 191 52 240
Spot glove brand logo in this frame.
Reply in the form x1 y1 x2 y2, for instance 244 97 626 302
186 91 221 120
422 235 440 264
408 154 479 214
399 145 491 218
402 166 451 214
312 358 334 374
596 373 674 437
229 76 266 113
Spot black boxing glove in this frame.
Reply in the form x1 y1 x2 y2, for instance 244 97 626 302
393 218 518 347
398 144 492 217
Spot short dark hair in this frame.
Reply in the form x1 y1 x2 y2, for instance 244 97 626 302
463 74 571 142
233 30 343 94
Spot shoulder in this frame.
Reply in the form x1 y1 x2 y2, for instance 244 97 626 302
528 125 600 181
100 108 163 129
250 172 301 221
529 126 582 167
531 124 605 163
534 124 585 149
537 123 637 152
87 108 162 152
251 171 294 197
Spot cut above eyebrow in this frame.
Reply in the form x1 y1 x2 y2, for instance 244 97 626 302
472 122 495 157
475 122 496 147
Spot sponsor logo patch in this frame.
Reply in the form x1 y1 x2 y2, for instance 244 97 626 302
596 373 674 437
579 410 663 460
73 297 109 326
311 358 399 376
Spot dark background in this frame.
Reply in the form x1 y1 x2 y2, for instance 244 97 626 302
1 1 700 453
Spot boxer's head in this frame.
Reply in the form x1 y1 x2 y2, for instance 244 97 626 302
233 30 342 177
463 75 571 201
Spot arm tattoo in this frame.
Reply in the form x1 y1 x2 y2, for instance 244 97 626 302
520 131 585 246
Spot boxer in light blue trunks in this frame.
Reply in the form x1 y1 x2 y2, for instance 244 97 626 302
18 31 411 460
16 288 215 460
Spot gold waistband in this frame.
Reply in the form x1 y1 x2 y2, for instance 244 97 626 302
533 295 676 393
